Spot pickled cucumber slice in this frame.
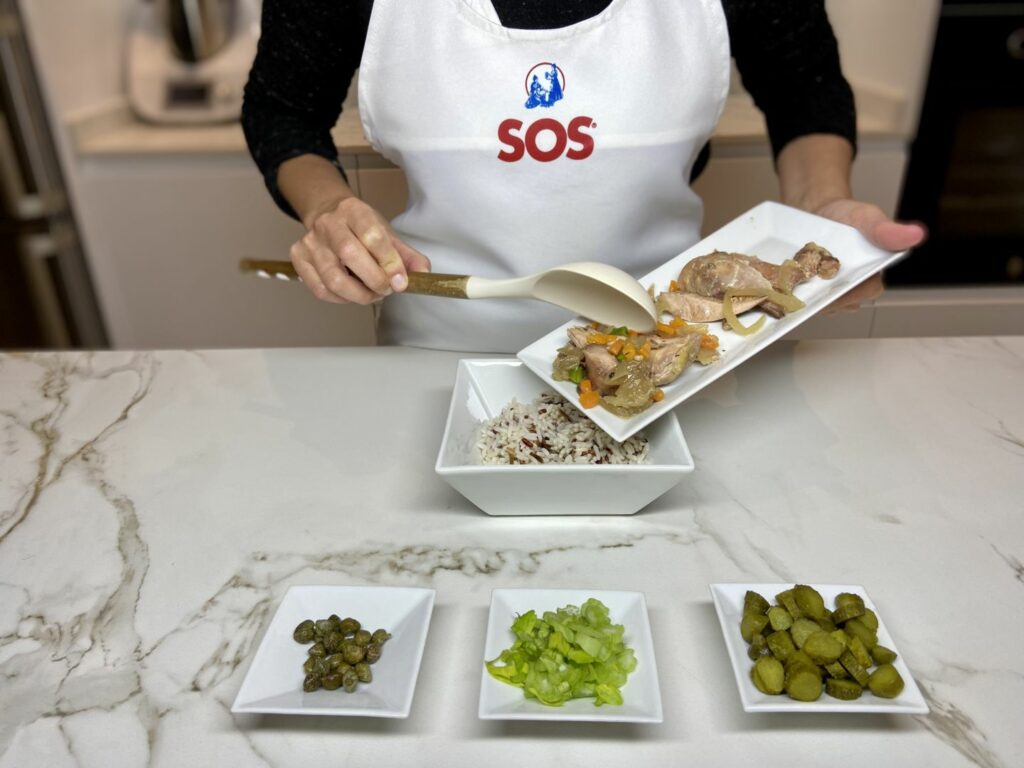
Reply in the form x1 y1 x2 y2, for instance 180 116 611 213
871 645 898 665
847 635 872 668
790 618 822 649
793 585 827 621
766 630 796 661
867 663 905 698
785 667 823 702
823 661 848 679
825 678 863 700
767 606 793 631
839 649 870 686
747 632 768 661
844 618 878 650
740 612 770 643
743 590 770 616
803 631 844 664
776 589 803 620
751 656 785 695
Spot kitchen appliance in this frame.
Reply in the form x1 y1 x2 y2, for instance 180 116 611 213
126 0 260 124
892 0 1024 285
0 0 107 349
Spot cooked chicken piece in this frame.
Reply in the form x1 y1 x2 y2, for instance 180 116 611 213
794 242 840 280
656 290 765 322
582 345 619 394
646 334 701 386
567 326 592 349
677 251 773 298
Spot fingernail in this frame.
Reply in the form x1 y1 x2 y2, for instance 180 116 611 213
391 274 407 292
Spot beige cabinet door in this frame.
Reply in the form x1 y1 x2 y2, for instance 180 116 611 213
78 155 376 349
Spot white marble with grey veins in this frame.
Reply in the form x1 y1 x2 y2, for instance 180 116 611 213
0 340 1022 767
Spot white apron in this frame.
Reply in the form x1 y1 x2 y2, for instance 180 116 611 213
359 0 731 352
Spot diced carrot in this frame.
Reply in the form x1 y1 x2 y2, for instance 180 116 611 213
591 321 601 329
656 322 676 337
638 339 652 358
587 333 614 345
700 334 719 350
670 317 685 328
628 329 639 337
579 390 601 409
669 279 679 292
579 378 594 393
652 389 665 402
607 339 625 355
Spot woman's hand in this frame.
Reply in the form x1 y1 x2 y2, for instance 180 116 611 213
813 198 928 312
276 154 430 305
290 196 430 305
776 135 928 313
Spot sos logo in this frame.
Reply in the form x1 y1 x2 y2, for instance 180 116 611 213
497 63 596 163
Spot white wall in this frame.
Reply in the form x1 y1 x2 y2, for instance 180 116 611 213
826 0 941 135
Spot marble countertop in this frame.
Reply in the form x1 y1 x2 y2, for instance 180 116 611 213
1 339 1022 767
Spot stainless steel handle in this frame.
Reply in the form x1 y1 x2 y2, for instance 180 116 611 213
19 232 72 348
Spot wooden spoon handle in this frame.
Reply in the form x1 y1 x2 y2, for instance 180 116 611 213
239 259 470 298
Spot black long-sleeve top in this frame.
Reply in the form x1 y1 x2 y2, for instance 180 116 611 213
242 0 856 218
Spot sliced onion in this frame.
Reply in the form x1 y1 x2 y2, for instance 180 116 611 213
723 289 768 336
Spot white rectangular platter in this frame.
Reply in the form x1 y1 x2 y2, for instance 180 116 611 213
518 201 907 442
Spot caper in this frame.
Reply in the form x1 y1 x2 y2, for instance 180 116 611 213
304 656 329 676
338 617 360 636
307 641 326 657
354 662 372 683
342 642 366 665
325 654 345 671
353 629 372 647
370 629 391 645
324 631 344 654
364 643 382 664
342 669 358 693
322 673 343 691
293 619 316 644
328 614 343 628
314 619 335 636
303 673 321 693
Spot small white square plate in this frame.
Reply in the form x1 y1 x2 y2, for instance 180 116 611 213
518 201 908 442
479 589 663 722
709 583 929 714
231 585 435 717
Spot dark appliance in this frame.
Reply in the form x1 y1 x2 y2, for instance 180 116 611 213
892 0 1024 286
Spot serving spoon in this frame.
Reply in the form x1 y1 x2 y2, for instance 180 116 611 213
239 259 658 332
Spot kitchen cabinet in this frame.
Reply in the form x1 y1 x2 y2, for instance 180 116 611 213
76 154 377 349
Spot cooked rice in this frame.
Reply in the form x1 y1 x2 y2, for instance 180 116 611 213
476 391 649 465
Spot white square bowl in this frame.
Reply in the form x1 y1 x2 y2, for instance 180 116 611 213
231 585 435 717
709 583 929 714
479 589 663 722
435 358 694 516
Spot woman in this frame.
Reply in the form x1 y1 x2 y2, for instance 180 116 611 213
243 0 925 352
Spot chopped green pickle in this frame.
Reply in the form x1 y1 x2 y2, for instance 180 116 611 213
740 612 770 643
848 635 873 668
785 667 823 701
871 645 898 665
776 589 803 619
825 678 863 700
839 649 870 686
844 618 878 650
793 585 828 621
868 664 905 698
751 657 785 695
802 631 844 664
860 608 880 632
789 618 822 649
743 590 771 616
767 606 793 631
766 630 796 661
741 586 904 701
747 632 768 661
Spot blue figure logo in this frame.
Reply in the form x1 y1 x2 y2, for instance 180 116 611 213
524 63 565 109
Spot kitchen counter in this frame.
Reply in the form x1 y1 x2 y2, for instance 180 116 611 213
69 81 908 158
1 339 1022 767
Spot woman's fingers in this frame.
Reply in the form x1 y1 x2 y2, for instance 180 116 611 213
394 237 432 276
290 243 346 304
309 244 379 304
